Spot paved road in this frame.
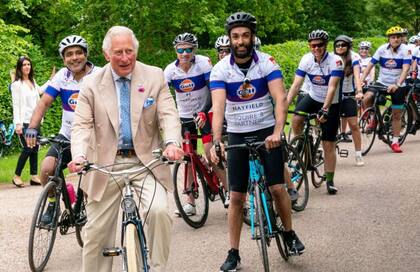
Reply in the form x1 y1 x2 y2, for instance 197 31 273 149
1 136 419 272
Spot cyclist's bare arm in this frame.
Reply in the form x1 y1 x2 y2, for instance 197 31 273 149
353 65 363 99
267 78 287 145
28 94 54 129
411 60 417 73
397 64 410 85
286 75 304 106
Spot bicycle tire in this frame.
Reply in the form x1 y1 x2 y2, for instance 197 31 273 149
125 223 147 272
310 136 325 188
273 216 289 261
286 144 309 212
172 162 209 229
254 185 270 272
359 107 377 156
384 104 412 146
28 181 60 272
0 143 4 157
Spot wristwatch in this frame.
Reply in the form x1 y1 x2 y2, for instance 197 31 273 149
396 82 402 88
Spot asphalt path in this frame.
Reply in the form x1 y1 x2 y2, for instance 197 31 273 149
1 136 419 272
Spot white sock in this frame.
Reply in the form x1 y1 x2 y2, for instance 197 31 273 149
392 137 399 144
355 151 362 158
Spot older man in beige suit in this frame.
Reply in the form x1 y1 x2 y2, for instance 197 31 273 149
70 26 183 272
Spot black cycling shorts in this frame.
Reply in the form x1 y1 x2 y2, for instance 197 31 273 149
366 82 406 107
227 126 285 193
295 95 340 142
340 96 358 118
45 134 72 169
181 115 212 149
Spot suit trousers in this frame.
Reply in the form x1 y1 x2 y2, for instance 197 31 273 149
82 155 172 272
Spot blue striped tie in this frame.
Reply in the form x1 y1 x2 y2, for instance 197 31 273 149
118 77 133 149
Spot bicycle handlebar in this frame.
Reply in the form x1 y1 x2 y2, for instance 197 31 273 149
288 110 318 120
38 136 70 146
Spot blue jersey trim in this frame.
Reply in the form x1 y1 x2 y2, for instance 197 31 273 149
45 86 60 98
266 70 283 82
209 80 226 90
226 77 269 102
331 70 344 78
296 69 306 77
379 57 404 69
370 58 379 65
171 73 207 93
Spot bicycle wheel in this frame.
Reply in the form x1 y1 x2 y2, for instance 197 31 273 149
254 185 270 272
172 162 209 228
286 144 309 212
359 107 377 156
0 143 4 157
310 139 325 188
273 215 289 261
125 223 148 272
28 181 60 272
384 104 412 146
75 190 87 248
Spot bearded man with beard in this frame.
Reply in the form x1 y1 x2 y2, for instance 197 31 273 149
209 12 305 272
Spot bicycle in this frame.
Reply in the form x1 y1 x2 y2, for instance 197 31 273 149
358 83 411 155
78 149 169 272
225 140 301 272
405 78 420 135
0 120 15 157
172 119 228 229
28 136 87 272
289 110 325 188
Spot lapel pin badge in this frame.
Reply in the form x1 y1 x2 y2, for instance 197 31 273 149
138 85 145 93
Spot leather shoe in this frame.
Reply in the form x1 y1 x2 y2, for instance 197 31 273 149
30 175 42 186
12 176 25 188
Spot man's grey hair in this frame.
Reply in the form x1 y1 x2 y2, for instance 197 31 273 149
102 26 139 54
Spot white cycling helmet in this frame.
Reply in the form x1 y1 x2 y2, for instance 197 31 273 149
173 33 198 47
359 41 372 48
254 36 261 50
58 35 88 58
409 35 418 44
215 35 230 49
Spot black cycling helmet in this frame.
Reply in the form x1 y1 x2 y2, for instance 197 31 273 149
308 29 329 42
334 35 353 48
173 33 198 47
225 12 257 34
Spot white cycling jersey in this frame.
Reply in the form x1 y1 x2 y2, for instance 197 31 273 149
44 62 99 140
164 55 212 118
300 76 311 94
413 47 420 72
339 51 361 93
210 51 282 133
359 56 373 83
296 52 344 104
371 43 412 86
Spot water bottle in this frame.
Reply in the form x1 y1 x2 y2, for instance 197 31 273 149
66 183 76 205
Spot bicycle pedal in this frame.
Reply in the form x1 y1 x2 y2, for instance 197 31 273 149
339 149 349 158
103 247 123 257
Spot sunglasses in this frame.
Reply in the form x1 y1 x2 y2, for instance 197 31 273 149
335 43 348 48
359 47 369 50
176 48 194 54
310 42 325 49
218 48 231 54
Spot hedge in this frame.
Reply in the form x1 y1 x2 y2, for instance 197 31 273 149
0 36 387 154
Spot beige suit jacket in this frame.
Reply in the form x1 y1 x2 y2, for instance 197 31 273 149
71 61 181 202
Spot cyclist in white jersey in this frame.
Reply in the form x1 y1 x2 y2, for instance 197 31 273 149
25 35 99 224
287 29 344 195
210 12 304 272
358 41 375 84
215 35 231 61
334 35 364 166
360 26 412 153
164 33 228 212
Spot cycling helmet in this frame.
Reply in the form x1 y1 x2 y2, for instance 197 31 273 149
402 28 408 35
173 33 198 47
359 41 372 48
408 35 418 44
214 35 230 49
225 12 257 34
59 35 88 58
385 26 405 36
334 35 352 48
254 36 261 50
308 29 329 42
